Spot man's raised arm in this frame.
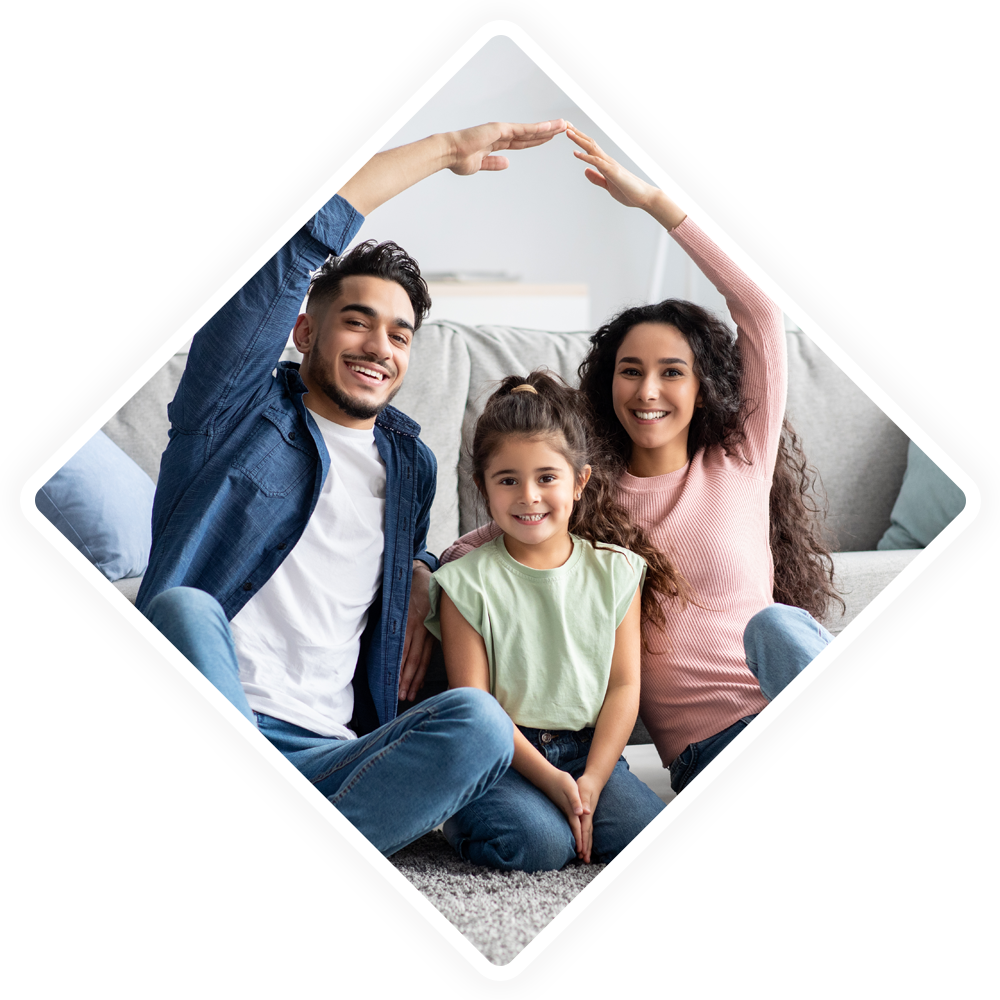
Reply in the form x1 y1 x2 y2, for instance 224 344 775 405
170 120 567 437
337 120 568 216
169 195 363 436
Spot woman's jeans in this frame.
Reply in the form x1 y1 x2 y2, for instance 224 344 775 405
443 727 666 872
145 586 514 857
669 603 834 794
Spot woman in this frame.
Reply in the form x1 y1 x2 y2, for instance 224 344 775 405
445 125 840 794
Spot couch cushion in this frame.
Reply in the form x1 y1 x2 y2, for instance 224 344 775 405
877 440 966 550
783 328 909 551
825 548 920 634
35 430 155 581
390 322 471 557
102 353 187 483
102 344 301 483
456 323 594 534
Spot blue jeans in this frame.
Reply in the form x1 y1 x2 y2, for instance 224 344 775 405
444 727 666 872
669 603 833 794
146 587 514 856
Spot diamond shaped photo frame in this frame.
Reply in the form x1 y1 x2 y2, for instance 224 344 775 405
19 17 980 984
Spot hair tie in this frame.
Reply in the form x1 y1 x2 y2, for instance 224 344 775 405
510 383 538 395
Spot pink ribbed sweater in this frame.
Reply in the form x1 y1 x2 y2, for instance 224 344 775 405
442 217 783 767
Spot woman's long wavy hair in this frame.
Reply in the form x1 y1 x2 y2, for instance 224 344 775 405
577 300 843 622
471 370 689 633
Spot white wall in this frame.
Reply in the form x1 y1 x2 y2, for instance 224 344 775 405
351 35 730 331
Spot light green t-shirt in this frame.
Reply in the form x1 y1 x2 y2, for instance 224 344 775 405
425 534 646 731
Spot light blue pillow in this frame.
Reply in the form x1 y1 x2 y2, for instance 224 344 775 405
877 441 966 550
36 430 156 580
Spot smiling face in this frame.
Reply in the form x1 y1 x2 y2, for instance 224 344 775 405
292 274 415 428
481 434 591 569
612 322 702 476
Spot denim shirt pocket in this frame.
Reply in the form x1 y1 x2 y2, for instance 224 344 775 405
231 403 314 497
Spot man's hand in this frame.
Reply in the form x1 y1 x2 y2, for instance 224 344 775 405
446 120 568 176
399 560 434 702
338 120 567 216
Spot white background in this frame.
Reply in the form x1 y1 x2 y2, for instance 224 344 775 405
3 2 996 996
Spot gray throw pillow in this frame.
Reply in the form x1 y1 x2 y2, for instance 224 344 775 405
35 430 156 580
877 441 966 550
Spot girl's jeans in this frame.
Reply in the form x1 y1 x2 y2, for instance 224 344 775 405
669 603 833 794
443 726 666 872
145 586 513 857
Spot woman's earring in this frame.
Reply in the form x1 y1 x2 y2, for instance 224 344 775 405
574 492 581 500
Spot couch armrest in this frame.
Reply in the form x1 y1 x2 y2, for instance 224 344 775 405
823 549 920 635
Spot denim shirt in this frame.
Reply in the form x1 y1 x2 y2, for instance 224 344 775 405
136 194 439 731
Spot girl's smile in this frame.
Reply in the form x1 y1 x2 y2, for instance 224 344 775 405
481 435 591 570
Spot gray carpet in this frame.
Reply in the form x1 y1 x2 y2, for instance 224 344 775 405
390 830 606 965
388 747 673 965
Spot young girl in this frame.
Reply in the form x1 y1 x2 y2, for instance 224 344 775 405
446 126 839 797
423 372 682 872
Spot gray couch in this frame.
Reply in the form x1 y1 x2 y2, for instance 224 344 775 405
103 317 919 635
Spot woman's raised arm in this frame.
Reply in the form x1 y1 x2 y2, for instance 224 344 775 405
567 125 785 473
567 125 686 231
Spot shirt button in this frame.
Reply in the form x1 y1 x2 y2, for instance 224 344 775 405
242 581 253 592
289 431 296 440
277 542 287 550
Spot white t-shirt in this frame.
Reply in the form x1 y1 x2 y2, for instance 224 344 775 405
230 408 387 738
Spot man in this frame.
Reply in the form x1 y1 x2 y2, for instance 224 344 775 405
139 119 568 856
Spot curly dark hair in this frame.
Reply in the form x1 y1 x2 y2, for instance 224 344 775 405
577 299 843 622
471 370 689 634
306 239 432 329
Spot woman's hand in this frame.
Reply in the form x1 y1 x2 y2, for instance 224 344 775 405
567 124 655 208
567 124 686 230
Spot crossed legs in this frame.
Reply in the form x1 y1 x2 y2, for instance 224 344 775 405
444 727 665 872
145 587 513 856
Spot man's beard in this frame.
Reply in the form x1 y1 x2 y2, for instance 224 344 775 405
312 366 400 420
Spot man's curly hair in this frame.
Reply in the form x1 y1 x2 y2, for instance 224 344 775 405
307 240 432 329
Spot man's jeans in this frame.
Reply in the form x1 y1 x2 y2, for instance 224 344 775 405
146 587 514 856
444 727 666 872
669 603 834 794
